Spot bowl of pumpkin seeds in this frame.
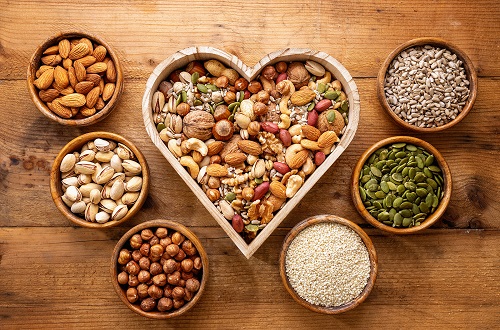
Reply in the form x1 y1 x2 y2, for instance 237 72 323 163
351 136 451 234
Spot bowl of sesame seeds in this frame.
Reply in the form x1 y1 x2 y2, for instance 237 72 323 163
377 37 477 132
279 214 378 314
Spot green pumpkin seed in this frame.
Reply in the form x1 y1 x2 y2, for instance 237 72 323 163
414 173 427 183
181 90 187 103
424 168 433 178
402 167 409 177
382 221 394 226
393 197 403 208
225 192 236 202
419 202 429 213
361 175 371 184
393 213 403 226
324 90 340 100
395 151 407 159
429 165 442 173
425 194 434 208
209 104 214 114
412 203 420 215
400 209 413 218
413 213 427 220
409 167 417 179
368 183 379 192
157 123 166 132
375 191 386 199
392 143 406 148
397 184 406 194
254 178 263 184
406 144 417 151
317 82 326 94
385 195 395 208
371 166 382 177
359 187 367 201
238 91 245 102
327 110 336 123
340 100 349 112
432 195 439 208
307 101 316 111
392 173 403 182
416 188 428 198
416 157 424 169
387 182 397 191
366 190 377 199
245 224 259 232
228 102 240 111
427 178 438 189
197 83 208 93
406 192 417 202
402 218 413 227
425 155 435 166
175 94 182 106
191 72 199 84
404 181 416 191
378 211 390 221
206 84 219 91
400 201 413 209
380 181 389 193
193 99 203 106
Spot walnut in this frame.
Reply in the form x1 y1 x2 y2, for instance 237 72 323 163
182 111 214 140
317 110 345 134
286 62 310 89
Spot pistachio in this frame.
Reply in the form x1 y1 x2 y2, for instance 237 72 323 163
65 186 82 202
91 163 102 182
80 183 103 197
101 185 111 199
75 161 97 175
79 149 95 162
111 204 128 221
61 177 79 189
61 195 74 208
116 146 131 160
122 160 142 175
152 91 166 113
95 166 115 185
107 172 126 186
85 203 99 222
95 150 114 163
110 154 123 172
122 192 140 206
304 60 326 77
99 199 117 214
251 159 266 178
90 188 102 204
94 138 111 152
70 201 87 214
60 154 76 173
95 211 110 224
77 174 92 185
110 180 125 200
219 200 234 220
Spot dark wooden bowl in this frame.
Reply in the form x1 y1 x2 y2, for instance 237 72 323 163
27 31 124 126
111 219 209 319
50 132 149 228
377 37 477 132
279 214 378 314
351 136 452 234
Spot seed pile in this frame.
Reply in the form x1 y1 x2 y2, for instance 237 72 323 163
285 222 370 307
359 143 444 228
384 45 470 128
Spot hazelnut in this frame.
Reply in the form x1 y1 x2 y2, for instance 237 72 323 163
158 81 173 98
181 271 194 280
163 286 173 298
253 102 268 116
140 243 150 257
131 250 142 262
150 244 165 259
172 286 185 300
176 102 190 116
262 65 278 80
153 273 167 287
212 119 234 141
178 279 186 287
149 236 160 246
118 249 131 265
140 297 156 312
247 121 261 136
163 259 178 274
224 91 236 104
173 299 185 309
184 289 193 302
256 90 270 103
126 287 138 303
139 257 151 270
137 283 149 299
180 259 194 273
125 261 140 275
270 89 281 100
157 297 173 312
140 229 154 241
166 244 180 257
213 104 231 121
128 274 139 287
193 257 203 270
247 80 262 94
150 262 163 276
117 271 129 285
156 227 168 239
148 285 163 299
129 234 142 249
181 240 197 256
138 270 151 283
207 176 220 189
275 61 288 73
159 237 172 248
209 155 222 164
186 278 201 292
167 271 181 286
234 78 248 91
215 76 229 88
174 249 187 261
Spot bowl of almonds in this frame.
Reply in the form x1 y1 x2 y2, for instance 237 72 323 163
50 131 150 228
377 37 477 132
27 31 123 126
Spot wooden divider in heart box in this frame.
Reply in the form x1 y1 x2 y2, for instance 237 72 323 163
142 47 360 258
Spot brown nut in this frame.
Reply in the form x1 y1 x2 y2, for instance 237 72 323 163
253 101 268 116
181 240 198 256
149 236 160 246
256 90 270 103
129 234 142 249
171 232 185 245
172 286 185 300
213 104 231 121
173 299 185 309
224 91 236 104
174 249 187 261
140 243 150 257
163 286 173 298
138 270 151 283
212 119 234 141
131 250 142 262
118 249 131 265
139 257 151 270
193 257 203 270
150 262 163 276
157 297 173 312
184 289 194 302
163 258 178 274
234 78 248 91
126 287 138 303
167 271 181 286
117 271 129 285
159 236 172 248
215 75 229 88
176 102 190 116
140 297 156 312
152 273 167 287
150 244 165 259
181 271 194 280
137 283 149 299
128 274 139 287
125 261 140 275
155 227 168 239
148 285 164 300
247 80 262 94
141 229 154 241
247 121 261 136
262 65 278 80
185 278 201 292
206 188 221 202
207 176 220 189
276 61 288 73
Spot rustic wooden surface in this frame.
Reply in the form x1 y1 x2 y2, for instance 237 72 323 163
0 0 499 328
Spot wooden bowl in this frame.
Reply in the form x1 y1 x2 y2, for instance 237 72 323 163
351 136 452 234
279 214 378 314
50 132 150 228
142 47 361 258
27 31 124 126
377 37 477 132
111 219 209 319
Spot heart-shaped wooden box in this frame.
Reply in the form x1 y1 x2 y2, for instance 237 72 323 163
142 47 360 258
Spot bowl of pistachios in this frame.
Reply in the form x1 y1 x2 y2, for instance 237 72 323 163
351 136 451 234
50 131 150 228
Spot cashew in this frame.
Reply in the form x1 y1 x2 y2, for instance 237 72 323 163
291 135 302 144
199 155 211 168
278 114 291 129
331 80 342 91
288 124 302 136
302 157 316 175
286 174 303 198
185 138 208 156
276 80 295 115
259 76 275 93
285 144 304 165
321 145 332 155
317 71 332 85
167 139 182 158
180 156 199 179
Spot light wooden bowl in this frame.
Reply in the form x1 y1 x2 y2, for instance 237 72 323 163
50 132 149 228
142 47 361 258
351 136 452 234
279 214 378 314
111 219 209 319
377 37 477 132
27 31 124 126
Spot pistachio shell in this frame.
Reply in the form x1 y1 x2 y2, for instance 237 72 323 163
65 186 82 202
124 176 142 192
85 203 99 222
77 173 92 185
90 189 101 204
61 176 79 189
61 195 74 208
95 211 110 224
95 165 115 185
107 172 126 187
101 185 111 199
60 154 76 173
70 201 87 214
95 151 115 163
111 204 128 221
122 160 142 175
99 198 117 214
110 154 123 172
79 183 102 197
117 143 133 160
79 150 95 162
219 200 234 220
122 192 139 206
110 180 125 200
91 163 102 182
94 138 110 152
74 161 97 175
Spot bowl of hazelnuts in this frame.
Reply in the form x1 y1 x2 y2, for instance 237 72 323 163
111 219 208 318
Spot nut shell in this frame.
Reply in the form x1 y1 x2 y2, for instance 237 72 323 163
183 111 215 140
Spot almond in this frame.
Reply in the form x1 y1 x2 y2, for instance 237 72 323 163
36 65 53 78
288 150 309 169
43 45 59 55
76 55 97 67
317 131 339 148
80 106 96 117
86 73 101 86
106 60 117 83
95 97 105 110
34 68 54 90
58 39 71 59
68 67 77 89
206 164 228 177
53 66 69 88
62 58 73 70
237 140 262 155
301 125 321 141
41 54 62 66
290 88 316 106
224 152 247 165
60 86 75 96
300 139 321 150
68 43 89 60
86 62 107 74
39 89 59 102
86 87 100 108
269 181 287 199
75 81 94 95
59 93 86 107
92 45 107 62
49 99 72 118
207 141 224 156
74 61 87 82
102 83 115 101
70 107 79 117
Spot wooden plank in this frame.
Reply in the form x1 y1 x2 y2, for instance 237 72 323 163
0 0 499 80
0 78 498 229
0 227 498 328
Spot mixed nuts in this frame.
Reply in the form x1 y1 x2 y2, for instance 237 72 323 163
153 59 349 241
59 138 143 223
33 36 118 119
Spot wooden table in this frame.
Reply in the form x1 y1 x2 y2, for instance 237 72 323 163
1 1 499 328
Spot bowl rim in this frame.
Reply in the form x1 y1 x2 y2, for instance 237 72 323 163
27 30 124 126
376 37 477 132
49 131 150 228
110 219 209 319
279 214 378 314
351 136 452 234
